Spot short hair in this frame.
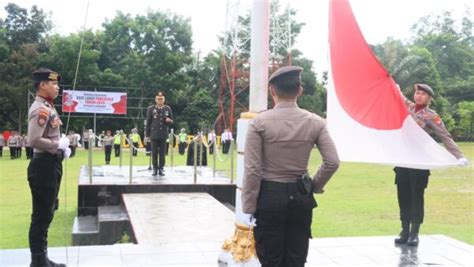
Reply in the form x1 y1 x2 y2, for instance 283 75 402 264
270 73 302 98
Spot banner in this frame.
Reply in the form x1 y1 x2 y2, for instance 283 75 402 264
327 0 458 169
62 90 127 114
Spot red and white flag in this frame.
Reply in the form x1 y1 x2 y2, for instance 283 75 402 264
327 0 458 169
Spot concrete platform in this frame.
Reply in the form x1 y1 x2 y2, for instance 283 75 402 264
2 235 472 266
79 165 231 185
76 166 236 216
123 193 235 245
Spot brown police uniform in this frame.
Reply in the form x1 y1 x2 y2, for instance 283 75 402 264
394 84 465 246
242 66 340 266
27 69 66 267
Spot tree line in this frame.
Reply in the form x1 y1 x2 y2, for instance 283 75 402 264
0 3 472 140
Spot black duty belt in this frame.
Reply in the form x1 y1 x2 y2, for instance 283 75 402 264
33 151 63 161
261 179 299 192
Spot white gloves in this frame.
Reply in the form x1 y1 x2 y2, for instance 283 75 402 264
458 157 469 167
58 137 70 151
64 147 71 159
241 214 257 227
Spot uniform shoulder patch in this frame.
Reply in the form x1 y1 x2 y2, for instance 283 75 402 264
432 114 442 125
37 107 50 127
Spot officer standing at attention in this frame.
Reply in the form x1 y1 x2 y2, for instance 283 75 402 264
394 84 469 246
27 68 71 267
242 66 340 267
146 91 173 176
0 132 4 157
129 128 141 157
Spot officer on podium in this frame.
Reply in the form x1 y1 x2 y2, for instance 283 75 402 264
145 91 173 176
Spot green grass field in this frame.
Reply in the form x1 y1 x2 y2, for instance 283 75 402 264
0 143 472 249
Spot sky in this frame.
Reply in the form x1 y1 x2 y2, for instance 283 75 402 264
1 0 472 74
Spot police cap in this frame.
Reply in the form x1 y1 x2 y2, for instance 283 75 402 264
268 66 303 84
415 83 434 96
32 68 61 82
156 91 165 99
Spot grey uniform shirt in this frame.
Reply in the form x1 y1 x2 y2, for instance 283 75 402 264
404 99 464 159
0 135 4 146
102 136 114 146
28 96 62 154
242 102 340 214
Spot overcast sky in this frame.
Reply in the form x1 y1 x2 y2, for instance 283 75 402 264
1 0 472 73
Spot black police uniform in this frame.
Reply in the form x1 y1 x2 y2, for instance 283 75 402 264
145 104 173 175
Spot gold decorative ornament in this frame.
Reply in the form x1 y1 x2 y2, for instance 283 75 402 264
222 222 257 262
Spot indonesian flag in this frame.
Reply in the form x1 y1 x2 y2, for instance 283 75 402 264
327 0 458 169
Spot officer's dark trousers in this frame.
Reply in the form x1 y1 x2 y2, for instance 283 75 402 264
27 153 63 254
133 142 138 156
151 139 166 170
222 141 230 154
10 146 15 159
178 143 186 155
84 141 89 150
105 145 112 163
26 147 32 159
254 180 315 267
114 144 120 157
0 146 2 157
394 167 430 224
69 145 76 158
18 147 22 158
208 142 214 154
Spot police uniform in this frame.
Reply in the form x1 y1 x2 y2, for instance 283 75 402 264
0 134 4 157
27 69 66 267
8 132 18 159
67 132 78 158
242 66 340 266
145 93 173 175
130 129 141 156
102 134 114 164
394 83 465 246
178 129 187 155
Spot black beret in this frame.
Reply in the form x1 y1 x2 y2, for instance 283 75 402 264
415 83 434 96
268 66 303 84
32 68 61 82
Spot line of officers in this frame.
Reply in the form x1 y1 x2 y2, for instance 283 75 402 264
0 131 34 159
58 127 235 165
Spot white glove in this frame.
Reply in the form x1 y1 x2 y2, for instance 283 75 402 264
64 147 71 159
58 137 70 151
241 214 257 227
458 157 469 167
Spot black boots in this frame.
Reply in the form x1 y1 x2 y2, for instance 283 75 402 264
152 168 158 176
394 221 410 244
395 222 420 246
158 168 164 176
407 223 420 246
30 252 66 267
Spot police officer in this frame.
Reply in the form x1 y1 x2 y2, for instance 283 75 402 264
394 84 469 246
67 130 78 158
102 130 114 164
178 128 187 155
145 92 173 176
242 66 340 266
0 132 4 157
129 128 141 157
27 68 71 267
8 131 18 159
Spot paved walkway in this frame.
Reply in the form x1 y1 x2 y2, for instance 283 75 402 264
123 193 235 245
1 235 472 266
